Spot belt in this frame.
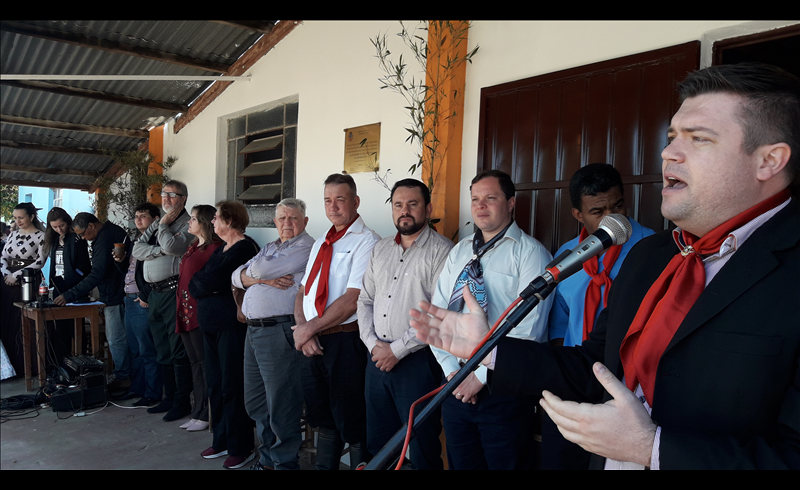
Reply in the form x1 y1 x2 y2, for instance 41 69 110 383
247 315 295 327
149 276 178 293
125 292 138 298
318 320 358 336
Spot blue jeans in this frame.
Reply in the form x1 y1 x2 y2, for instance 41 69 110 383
124 295 162 400
104 304 129 380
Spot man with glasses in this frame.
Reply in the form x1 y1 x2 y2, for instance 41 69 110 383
54 213 130 391
133 180 194 422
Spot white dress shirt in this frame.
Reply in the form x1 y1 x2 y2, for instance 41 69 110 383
301 216 380 324
431 220 554 384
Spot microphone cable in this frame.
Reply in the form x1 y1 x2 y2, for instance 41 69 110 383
391 295 524 470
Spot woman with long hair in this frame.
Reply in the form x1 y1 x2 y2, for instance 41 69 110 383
1 202 46 377
175 205 223 432
189 200 259 469
43 207 92 365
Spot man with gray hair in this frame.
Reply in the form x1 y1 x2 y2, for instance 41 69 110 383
133 180 194 422
232 198 315 470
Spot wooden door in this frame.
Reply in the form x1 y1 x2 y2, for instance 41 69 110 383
477 41 700 253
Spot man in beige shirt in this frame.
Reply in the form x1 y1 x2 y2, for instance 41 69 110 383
357 179 453 470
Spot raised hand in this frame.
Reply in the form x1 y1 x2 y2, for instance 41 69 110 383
539 362 656 466
409 288 490 359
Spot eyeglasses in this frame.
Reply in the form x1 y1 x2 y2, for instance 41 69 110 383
160 192 184 198
74 228 86 239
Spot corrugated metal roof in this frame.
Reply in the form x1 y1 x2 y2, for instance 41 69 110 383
1 20 282 191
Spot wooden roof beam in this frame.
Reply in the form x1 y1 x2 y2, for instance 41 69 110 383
0 21 230 73
0 80 188 114
1 115 149 138
1 164 100 178
212 21 277 34
1 139 111 157
175 20 302 133
1 178 92 191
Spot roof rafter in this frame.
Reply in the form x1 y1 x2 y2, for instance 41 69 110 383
1 114 150 138
175 20 302 133
212 20 277 34
0 20 230 73
0 80 188 113
1 164 100 178
1 178 92 191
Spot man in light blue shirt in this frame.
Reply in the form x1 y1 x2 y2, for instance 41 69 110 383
232 198 315 470
545 163 654 469
431 170 553 470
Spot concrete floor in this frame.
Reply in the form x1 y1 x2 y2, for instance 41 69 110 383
0 375 326 470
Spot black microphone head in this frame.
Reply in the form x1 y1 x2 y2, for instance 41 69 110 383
598 214 632 246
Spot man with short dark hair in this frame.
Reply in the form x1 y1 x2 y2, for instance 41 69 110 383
54 212 130 390
411 63 800 469
430 169 554 470
357 178 452 470
133 180 194 422
114 202 163 406
293 173 380 469
543 163 654 469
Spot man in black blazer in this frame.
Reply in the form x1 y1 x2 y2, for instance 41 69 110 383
410 63 800 469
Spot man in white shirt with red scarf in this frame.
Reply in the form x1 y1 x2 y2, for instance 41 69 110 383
293 173 380 470
410 62 800 469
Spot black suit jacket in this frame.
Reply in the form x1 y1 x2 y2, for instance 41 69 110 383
491 198 800 469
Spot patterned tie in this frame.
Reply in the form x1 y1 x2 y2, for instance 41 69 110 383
447 221 513 314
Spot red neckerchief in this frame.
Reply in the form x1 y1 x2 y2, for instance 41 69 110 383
304 215 359 318
580 226 623 341
619 188 791 406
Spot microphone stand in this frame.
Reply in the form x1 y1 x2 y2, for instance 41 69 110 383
363 282 556 470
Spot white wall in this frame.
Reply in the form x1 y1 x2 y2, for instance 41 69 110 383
165 21 423 245
163 20 797 246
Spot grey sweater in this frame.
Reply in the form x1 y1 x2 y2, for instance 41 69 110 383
132 208 192 283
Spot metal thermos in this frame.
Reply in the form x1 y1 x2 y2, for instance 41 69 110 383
20 268 38 303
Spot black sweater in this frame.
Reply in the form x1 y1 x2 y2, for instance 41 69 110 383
189 235 259 333
63 221 128 306
48 232 92 299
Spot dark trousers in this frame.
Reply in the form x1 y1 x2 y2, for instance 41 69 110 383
1 281 24 376
365 346 443 470
442 386 535 470
204 327 253 457
244 322 303 470
147 289 186 366
299 330 367 444
180 328 208 421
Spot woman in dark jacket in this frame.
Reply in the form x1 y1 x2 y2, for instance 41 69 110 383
44 207 91 301
189 200 259 469
43 207 92 365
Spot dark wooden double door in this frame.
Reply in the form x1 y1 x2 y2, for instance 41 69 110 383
477 41 700 254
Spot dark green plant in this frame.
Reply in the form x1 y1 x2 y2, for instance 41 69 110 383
1 184 19 222
94 149 176 236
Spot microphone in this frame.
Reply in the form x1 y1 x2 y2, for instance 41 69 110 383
521 214 632 299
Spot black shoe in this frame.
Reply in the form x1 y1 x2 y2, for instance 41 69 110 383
147 400 173 414
107 374 131 392
162 403 192 422
133 397 158 407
